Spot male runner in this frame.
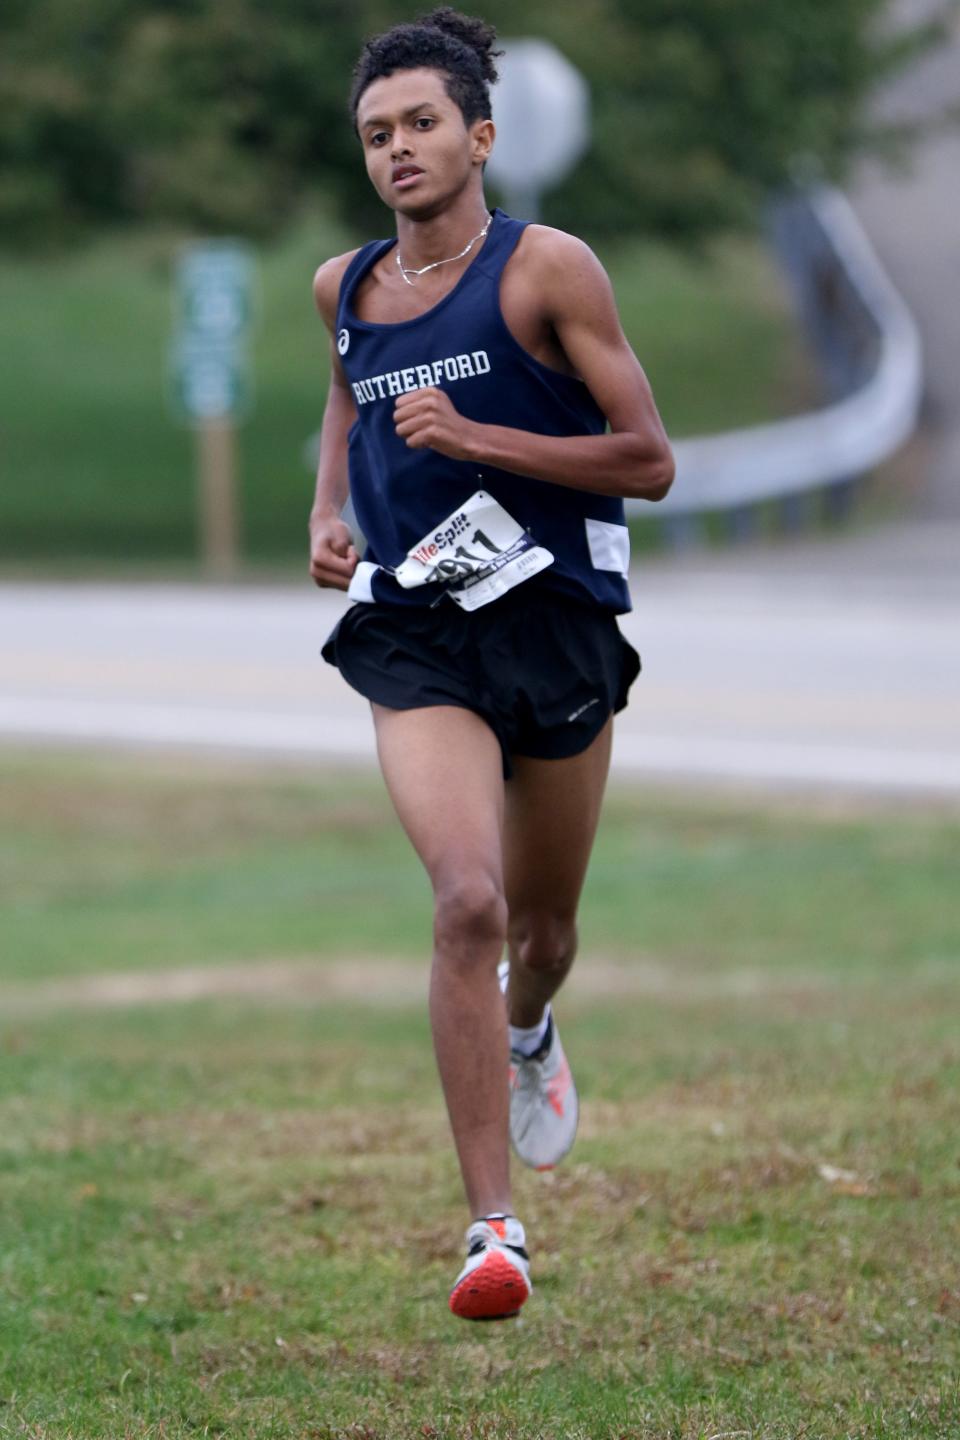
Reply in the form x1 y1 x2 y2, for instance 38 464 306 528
309 7 674 1321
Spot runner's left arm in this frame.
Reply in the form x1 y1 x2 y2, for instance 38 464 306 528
392 232 674 502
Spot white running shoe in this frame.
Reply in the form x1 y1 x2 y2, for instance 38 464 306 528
449 1215 532 1321
508 1010 580 1171
499 958 580 1169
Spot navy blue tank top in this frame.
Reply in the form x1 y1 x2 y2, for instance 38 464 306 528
335 208 631 613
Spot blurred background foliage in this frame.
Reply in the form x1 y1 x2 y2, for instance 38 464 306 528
1 0 945 567
0 0 943 254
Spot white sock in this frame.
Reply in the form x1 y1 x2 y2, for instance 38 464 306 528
509 1007 551 1058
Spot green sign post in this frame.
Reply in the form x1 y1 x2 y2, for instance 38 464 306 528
171 242 256 575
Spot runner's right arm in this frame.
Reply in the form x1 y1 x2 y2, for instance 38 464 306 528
309 255 361 591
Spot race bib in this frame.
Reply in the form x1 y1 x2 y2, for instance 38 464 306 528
392 491 553 612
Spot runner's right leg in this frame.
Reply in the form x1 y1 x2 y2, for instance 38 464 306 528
371 703 512 1221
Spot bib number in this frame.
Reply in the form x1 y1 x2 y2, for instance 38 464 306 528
392 491 553 612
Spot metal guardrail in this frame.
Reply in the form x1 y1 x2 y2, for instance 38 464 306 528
640 184 923 519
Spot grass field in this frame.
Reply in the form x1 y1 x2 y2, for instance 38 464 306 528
1 749 958 1438
1 215 813 569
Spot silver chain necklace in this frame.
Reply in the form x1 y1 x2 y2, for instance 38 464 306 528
396 214 492 286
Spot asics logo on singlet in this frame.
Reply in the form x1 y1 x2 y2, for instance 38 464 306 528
337 329 350 355
350 349 491 407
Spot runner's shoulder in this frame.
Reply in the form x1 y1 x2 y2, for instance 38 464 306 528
512 224 611 307
313 248 363 330
515 224 604 272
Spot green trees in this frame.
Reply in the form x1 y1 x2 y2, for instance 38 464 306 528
0 0 359 247
538 0 942 239
0 0 943 250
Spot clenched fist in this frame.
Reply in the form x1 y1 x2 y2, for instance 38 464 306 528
393 387 477 460
309 510 359 591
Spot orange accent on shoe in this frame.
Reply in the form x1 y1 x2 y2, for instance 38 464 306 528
485 1218 507 1240
449 1250 529 1322
535 1164 555 1173
545 1057 572 1117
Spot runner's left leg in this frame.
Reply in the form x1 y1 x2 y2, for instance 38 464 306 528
502 718 614 1027
371 703 512 1220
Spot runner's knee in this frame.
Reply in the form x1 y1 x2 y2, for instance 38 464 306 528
509 915 578 977
433 873 508 963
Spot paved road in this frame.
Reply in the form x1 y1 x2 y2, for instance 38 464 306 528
4 521 959 796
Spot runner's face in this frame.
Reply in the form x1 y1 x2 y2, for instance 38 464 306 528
356 68 492 217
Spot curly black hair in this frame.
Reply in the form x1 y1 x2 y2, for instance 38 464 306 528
349 7 502 131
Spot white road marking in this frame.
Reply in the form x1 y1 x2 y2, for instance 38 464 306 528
2 696 958 795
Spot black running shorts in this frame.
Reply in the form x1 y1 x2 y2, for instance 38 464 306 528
321 580 640 779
